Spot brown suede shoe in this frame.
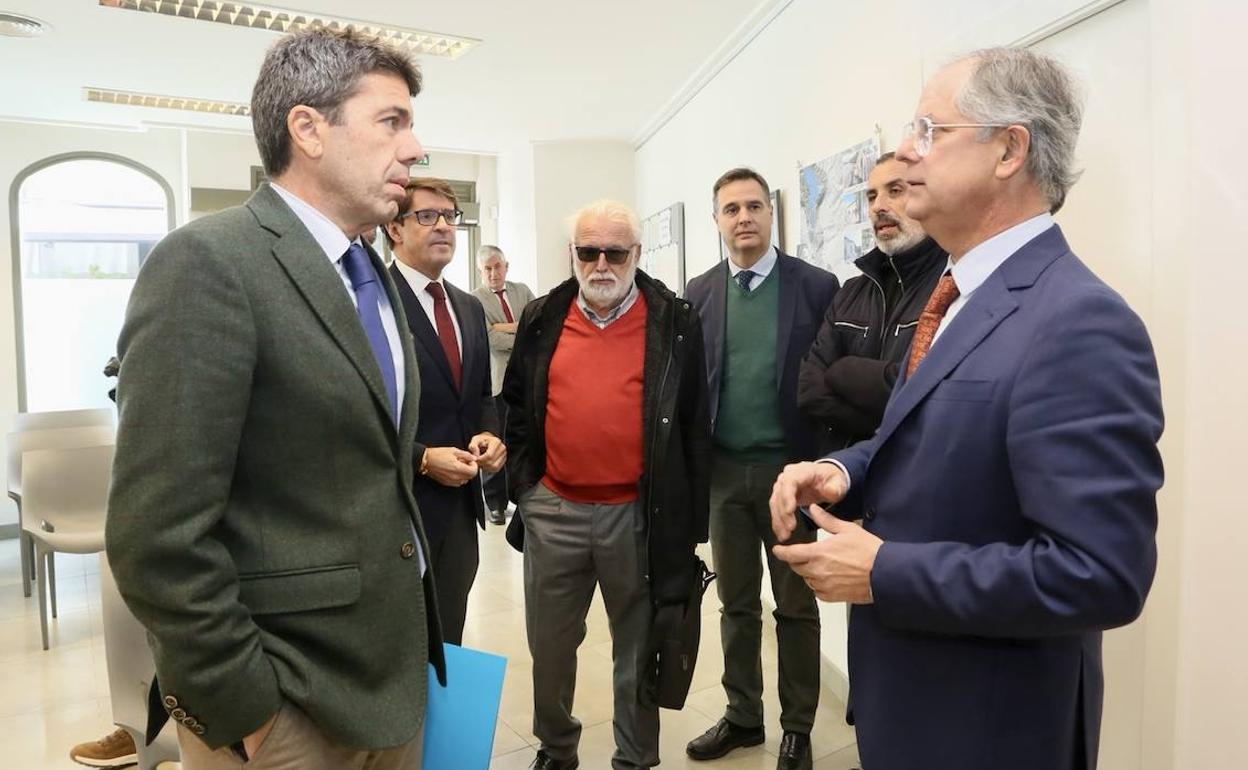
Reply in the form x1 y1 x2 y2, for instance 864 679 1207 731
69 728 137 768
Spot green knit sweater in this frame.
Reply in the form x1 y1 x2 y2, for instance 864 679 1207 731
714 268 786 462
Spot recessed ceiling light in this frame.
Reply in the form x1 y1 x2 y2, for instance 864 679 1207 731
84 87 252 117
0 12 50 37
97 0 479 59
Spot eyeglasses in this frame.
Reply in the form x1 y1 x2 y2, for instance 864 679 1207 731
901 116 1010 158
397 208 463 226
573 245 634 265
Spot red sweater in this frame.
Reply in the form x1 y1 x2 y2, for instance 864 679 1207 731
542 295 647 503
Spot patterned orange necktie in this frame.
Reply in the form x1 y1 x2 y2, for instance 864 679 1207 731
905 272 960 378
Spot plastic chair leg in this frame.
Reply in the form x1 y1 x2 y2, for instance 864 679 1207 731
35 545 49 651
19 530 33 598
48 552 57 619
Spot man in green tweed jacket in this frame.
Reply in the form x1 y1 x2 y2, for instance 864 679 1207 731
105 28 444 770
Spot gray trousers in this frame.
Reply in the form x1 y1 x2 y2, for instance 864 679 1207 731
177 702 423 770
710 452 820 733
522 482 658 770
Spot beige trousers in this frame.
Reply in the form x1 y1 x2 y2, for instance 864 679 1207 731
177 702 424 770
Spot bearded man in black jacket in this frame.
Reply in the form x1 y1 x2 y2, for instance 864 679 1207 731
797 152 949 454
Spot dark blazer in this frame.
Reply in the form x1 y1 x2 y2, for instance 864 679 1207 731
830 226 1163 770
389 267 499 546
106 183 445 751
684 250 839 460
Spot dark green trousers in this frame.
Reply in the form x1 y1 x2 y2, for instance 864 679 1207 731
709 451 820 733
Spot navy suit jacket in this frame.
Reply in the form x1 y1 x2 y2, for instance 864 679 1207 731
830 226 1163 770
390 265 499 547
685 250 839 460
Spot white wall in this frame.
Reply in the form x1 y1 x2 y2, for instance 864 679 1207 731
186 129 261 191
532 141 635 293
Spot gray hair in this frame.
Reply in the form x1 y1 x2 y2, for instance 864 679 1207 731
566 200 642 244
953 47 1083 213
251 27 422 177
476 244 506 267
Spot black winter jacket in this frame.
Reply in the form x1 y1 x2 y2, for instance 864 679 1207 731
501 270 712 604
797 237 948 454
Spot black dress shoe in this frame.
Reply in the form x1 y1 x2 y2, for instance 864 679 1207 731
530 749 579 770
686 718 765 760
777 731 812 770
489 509 506 525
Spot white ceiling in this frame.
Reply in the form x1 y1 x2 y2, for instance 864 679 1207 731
0 0 767 152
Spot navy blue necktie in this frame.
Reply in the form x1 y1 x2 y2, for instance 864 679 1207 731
341 243 398 421
735 269 757 292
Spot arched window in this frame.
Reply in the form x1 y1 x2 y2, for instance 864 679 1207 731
11 154 175 411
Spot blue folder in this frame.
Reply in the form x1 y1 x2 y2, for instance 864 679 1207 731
422 643 508 769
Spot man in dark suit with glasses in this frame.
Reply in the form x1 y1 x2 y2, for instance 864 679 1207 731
384 177 504 645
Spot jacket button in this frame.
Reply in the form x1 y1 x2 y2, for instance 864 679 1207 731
192 724 206 735
400 542 416 559
170 708 187 720
163 695 178 709
677 334 684 342
661 417 670 424
182 716 198 727
865 508 877 521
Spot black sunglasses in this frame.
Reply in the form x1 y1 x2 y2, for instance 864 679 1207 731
573 245 634 265
397 208 463 226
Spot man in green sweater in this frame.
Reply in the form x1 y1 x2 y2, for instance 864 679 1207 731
684 168 839 770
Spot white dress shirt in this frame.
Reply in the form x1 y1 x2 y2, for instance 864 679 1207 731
726 243 778 289
934 213 1055 344
270 183 407 418
391 258 464 358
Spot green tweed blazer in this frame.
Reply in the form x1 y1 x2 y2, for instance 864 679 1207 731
105 183 445 751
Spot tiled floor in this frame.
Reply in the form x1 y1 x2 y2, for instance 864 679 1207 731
0 525 859 769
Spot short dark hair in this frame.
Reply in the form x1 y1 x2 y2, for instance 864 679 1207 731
712 167 771 212
382 178 459 247
251 27 422 178
875 151 897 166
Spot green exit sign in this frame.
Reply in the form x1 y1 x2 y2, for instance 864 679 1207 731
415 154 431 167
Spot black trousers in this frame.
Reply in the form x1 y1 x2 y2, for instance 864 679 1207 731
483 397 510 512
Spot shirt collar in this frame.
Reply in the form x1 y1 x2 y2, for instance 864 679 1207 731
392 257 442 296
726 244 778 280
577 281 640 328
948 213 1054 298
270 182 355 263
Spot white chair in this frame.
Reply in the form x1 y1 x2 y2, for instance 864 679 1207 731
6 425 116 597
11 407 115 433
21 444 114 650
99 552 180 770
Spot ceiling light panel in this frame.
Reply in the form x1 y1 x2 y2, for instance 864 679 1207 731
97 0 479 59
84 87 252 116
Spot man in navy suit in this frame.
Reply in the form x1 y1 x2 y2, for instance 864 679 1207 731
685 168 838 770
770 48 1163 770
385 177 504 645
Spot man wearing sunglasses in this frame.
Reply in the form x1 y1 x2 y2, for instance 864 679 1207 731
384 177 504 645
683 168 838 770
770 49 1162 770
501 200 711 770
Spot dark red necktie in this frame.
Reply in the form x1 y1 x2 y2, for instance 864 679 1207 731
495 290 515 323
425 282 462 390
905 273 960 378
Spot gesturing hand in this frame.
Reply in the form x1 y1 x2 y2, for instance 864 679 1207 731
469 432 507 473
772 503 883 604
422 447 478 487
769 461 849 541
